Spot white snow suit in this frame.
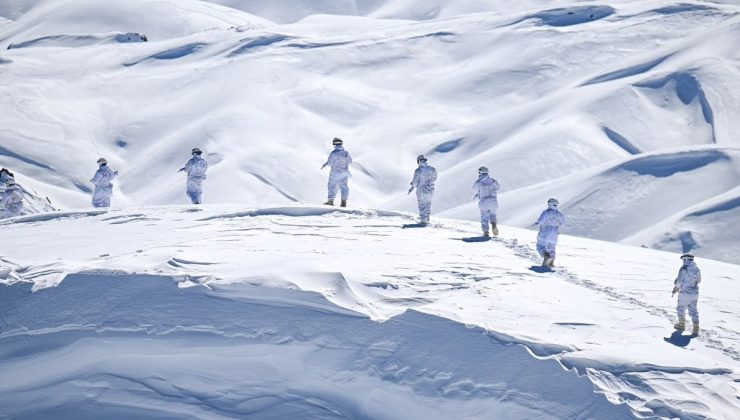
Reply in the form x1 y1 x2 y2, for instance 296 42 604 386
322 145 352 201
0 183 23 218
410 162 437 222
675 260 701 324
535 206 566 258
90 165 118 208
473 174 500 233
181 155 208 204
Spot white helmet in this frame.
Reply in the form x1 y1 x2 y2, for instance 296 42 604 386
547 197 559 207
478 166 489 175
97 158 107 165
417 154 427 164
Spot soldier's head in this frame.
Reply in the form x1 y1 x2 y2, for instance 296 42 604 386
680 253 695 265
97 158 107 166
332 137 343 146
417 154 427 165
547 197 559 209
478 166 489 176
191 147 202 156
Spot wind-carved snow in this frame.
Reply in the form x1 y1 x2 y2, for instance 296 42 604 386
3 0 738 262
1 206 738 419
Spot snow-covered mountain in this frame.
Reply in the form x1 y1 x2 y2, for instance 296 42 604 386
1 0 739 263
1 205 739 418
3 2 740 418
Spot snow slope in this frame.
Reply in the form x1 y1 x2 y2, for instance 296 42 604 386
1 205 739 418
1 0 739 262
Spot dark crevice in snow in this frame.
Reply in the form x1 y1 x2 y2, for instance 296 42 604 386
634 72 716 143
431 138 463 154
284 41 352 49
124 43 206 66
613 150 728 178
228 34 293 57
687 196 740 217
582 54 672 86
408 31 456 41
0 145 55 171
646 4 717 15
603 127 641 155
516 6 615 27
247 171 299 202
7 33 147 49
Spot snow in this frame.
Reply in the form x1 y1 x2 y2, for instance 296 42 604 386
1 205 739 418
2 0 739 263
1 0 740 417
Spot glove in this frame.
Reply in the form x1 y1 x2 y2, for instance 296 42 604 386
671 286 679 296
114 171 119 175
321 163 327 169
408 186 414 195
474 194 479 200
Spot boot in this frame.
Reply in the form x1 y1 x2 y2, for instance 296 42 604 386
491 221 499 237
340 200 347 208
548 258 555 268
323 199 334 206
692 322 699 335
542 252 552 268
483 230 490 237
674 318 686 331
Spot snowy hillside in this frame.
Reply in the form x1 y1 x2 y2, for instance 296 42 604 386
1 205 738 418
1 0 739 263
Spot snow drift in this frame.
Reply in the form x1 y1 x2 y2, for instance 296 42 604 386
2 0 738 263
1 205 738 418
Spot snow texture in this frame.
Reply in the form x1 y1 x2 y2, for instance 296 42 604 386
1 205 739 419
0 0 739 263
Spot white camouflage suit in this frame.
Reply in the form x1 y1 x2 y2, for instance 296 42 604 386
180 155 208 204
473 173 500 233
409 161 437 222
322 145 352 201
0 183 23 218
535 205 566 258
675 260 701 325
90 165 118 208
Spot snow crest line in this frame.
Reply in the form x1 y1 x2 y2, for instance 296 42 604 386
197 206 409 221
493 234 740 363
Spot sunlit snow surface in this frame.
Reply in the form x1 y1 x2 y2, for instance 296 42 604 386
1 1 740 418
1 205 738 418
1 0 739 262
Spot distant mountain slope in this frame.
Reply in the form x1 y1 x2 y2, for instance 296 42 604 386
0 0 738 262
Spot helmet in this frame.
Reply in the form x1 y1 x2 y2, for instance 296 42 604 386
416 154 427 164
547 198 559 207
191 147 202 155
97 158 107 165
5 178 15 186
680 253 695 261
332 137 343 146
478 166 489 175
